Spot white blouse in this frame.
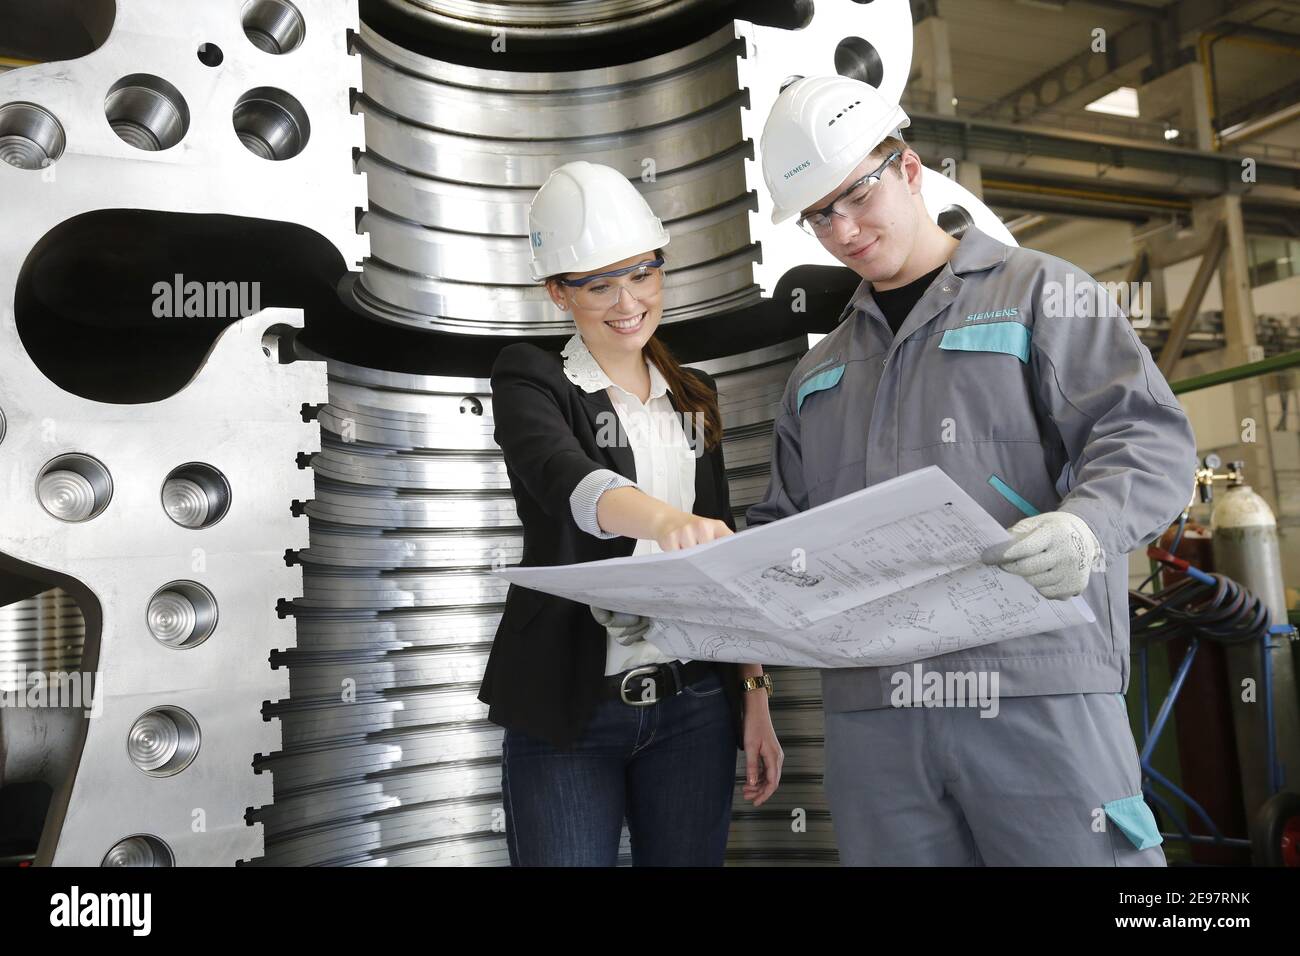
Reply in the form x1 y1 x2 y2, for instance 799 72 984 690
560 333 698 676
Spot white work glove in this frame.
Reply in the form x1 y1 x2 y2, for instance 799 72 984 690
590 606 651 646
980 511 1103 600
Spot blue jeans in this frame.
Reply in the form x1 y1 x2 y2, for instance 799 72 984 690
501 668 738 866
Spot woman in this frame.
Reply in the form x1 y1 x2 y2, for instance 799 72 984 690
481 160 783 866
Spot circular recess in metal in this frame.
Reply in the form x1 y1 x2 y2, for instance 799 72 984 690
937 204 975 239
101 835 175 867
161 463 231 529
834 36 885 89
105 74 190 152
242 0 306 55
0 102 66 170
37 454 113 522
198 42 225 67
147 581 219 649
127 707 201 777
233 87 310 160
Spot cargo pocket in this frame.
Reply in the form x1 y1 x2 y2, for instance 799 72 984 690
1104 794 1163 851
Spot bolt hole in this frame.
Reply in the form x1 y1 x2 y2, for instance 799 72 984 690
197 43 224 67
233 87 310 161
162 463 231 529
0 102 66 170
102 835 174 867
105 74 190 151
834 36 884 89
242 0 306 55
127 707 201 776
937 204 975 239
147 581 218 649
38 454 113 522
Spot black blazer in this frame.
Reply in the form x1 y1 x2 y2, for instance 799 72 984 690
480 341 744 750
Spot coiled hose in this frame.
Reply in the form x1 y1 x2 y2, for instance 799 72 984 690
1130 549 1273 646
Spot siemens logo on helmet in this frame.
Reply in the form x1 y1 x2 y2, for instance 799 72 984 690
783 161 810 180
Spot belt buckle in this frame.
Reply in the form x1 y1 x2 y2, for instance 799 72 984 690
619 665 663 707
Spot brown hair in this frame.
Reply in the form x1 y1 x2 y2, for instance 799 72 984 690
547 247 723 452
873 134 910 170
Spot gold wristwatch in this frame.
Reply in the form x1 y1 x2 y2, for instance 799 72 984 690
741 673 773 698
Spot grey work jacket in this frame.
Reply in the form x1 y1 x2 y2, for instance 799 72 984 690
746 225 1197 711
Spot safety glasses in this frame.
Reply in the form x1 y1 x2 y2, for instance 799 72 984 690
557 256 665 310
796 150 902 238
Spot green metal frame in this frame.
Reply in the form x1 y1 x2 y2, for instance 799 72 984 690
1170 349 1300 395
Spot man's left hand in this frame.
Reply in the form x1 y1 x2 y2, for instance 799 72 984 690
981 511 1102 600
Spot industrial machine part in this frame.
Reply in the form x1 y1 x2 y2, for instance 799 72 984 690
350 21 760 335
2 0 1024 868
255 335 832 865
0 0 365 866
0 589 86 794
367 0 726 43
257 353 518 866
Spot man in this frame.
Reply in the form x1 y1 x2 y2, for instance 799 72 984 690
747 76 1197 865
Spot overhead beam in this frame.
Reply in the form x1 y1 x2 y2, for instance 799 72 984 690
906 110 1300 203
1157 221 1226 376
1219 76 1300 131
974 0 1258 123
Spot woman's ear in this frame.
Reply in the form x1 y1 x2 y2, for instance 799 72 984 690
544 278 569 311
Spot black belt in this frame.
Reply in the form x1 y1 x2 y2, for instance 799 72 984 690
600 659 718 707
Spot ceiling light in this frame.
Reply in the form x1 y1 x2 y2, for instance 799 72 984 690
1085 87 1140 118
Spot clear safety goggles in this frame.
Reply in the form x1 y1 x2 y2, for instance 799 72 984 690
796 150 902 238
557 256 665 311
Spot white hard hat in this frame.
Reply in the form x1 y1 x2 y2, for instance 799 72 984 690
527 160 670 280
760 76 910 225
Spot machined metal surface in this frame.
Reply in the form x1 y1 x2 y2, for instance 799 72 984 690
351 22 760 335
373 0 715 39
0 589 85 694
253 333 829 865
257 353 518 866
0 309 326 867
0 0 363 866
0 589 87 791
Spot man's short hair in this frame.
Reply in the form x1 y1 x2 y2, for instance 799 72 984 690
872 134 911 171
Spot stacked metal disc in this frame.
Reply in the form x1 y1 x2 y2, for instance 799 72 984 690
253 357 511 865
349 20 760 335
253 355 632 864
693 339 838 865
369 0 719 41
253 335 830 865
0 589 85 694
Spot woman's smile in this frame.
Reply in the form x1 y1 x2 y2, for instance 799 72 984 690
605 311 647 334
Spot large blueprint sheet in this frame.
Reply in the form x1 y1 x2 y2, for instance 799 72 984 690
493 467 1095 668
